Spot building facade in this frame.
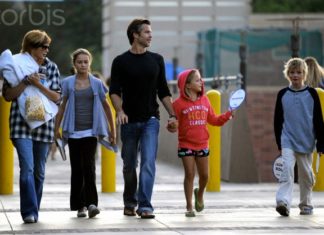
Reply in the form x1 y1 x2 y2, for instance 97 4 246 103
101 0 251 77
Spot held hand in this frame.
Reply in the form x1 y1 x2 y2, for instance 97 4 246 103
116 110 128 125
166 118 178 133
229 108 235 118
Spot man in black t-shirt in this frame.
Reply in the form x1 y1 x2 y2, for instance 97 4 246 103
109 18 177 219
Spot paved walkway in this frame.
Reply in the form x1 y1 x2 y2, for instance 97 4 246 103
1 149 324 234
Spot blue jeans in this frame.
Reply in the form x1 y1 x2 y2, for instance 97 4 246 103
12 138 50 221
120 117 159 213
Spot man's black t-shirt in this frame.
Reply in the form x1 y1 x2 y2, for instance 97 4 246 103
109 50 171 122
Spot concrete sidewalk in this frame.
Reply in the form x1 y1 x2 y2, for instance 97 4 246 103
1 150 324 234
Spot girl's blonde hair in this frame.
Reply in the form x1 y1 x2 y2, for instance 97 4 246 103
71 48 93 73
304 57 324 88
283 57 308 81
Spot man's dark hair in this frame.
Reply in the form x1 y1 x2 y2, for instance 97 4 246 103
127 18 151 45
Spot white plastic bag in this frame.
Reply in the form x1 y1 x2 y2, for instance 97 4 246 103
18 86 58 129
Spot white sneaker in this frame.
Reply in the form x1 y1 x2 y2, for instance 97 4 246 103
77 207 87 218
23 215 35 223
88 204 100 218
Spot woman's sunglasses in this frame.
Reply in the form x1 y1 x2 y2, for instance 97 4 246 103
40 45 50 50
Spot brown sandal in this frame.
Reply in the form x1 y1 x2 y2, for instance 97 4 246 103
123 207 136 216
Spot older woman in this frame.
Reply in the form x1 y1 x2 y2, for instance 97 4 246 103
1 29 61 223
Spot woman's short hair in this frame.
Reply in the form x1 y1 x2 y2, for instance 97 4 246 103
127 18 151 45
21 29 51 53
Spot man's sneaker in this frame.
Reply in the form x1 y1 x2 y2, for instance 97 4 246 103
276 203 289 216
23 215 35 223
88 204 100 218
300 207 313 215
77 207 87 218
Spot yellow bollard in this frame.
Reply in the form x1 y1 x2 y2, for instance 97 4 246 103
0 96 14 194
313 88 324 191
101 95 116 193
206 90 221 192
101 147 116 192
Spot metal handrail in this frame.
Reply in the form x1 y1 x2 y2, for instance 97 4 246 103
168 73 243 92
